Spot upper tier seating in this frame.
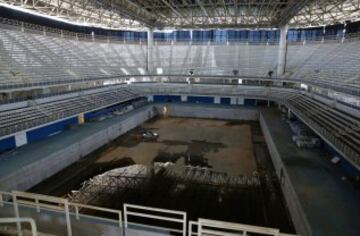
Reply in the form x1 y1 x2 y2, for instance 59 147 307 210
286 40 360 86
152 43 279 76
0 87 140 137
0 27 146 85
1 23 360 90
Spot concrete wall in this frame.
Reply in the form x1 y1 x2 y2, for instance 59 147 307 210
259 113 311 236
154 103 259 120
0 106 157 192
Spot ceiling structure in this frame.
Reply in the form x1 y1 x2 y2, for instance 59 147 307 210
0 0 359 30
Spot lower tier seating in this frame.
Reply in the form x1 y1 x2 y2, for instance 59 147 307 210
0 88 140 137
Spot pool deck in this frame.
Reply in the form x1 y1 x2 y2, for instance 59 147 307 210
0 105 155 191
261 108 360 236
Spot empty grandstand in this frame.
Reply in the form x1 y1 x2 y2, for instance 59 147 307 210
0 1 359 236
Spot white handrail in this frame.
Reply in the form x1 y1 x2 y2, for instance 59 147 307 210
0 190 299 236
188 220 198 236
197 218 297 236
69 202 122 228
12 191 72 236
0 217 38 236
124 203 187 236
0 190 125 236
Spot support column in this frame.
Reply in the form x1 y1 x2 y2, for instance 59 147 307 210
230 97 237 105
287 109 293 119
277 25 288 76
15 131 27 147
147 28 154 74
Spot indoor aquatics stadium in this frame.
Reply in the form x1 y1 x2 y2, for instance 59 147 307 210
0 0 359 235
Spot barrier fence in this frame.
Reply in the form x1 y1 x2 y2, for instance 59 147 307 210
124 203 187 236
0 190 297 236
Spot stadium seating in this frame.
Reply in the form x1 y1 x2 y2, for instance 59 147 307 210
0 26 146 85
0 21 359 165
0 88 140 137
286 40 360 86
1 22 360 89
275 91 360 167
152 43 279 76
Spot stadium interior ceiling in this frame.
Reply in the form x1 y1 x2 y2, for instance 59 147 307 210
0 0 360 30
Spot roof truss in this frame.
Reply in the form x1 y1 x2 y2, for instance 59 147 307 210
1 0 359 29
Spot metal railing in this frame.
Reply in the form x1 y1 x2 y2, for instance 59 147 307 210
11 190 72 236
71 202 122 228
0 190 298 236
2 75 357 99
195 219 296 236
0 217 38 236
189 220 296 236
0 190 123 236
124 203 187 236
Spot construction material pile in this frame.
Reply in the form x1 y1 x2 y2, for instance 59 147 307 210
68 164 260 205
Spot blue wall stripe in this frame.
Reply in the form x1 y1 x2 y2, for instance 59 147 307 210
187 96 214 104
220 97 231 104
244 99 256 106
153 95 181 103
0 136 16 153
26 117 78 143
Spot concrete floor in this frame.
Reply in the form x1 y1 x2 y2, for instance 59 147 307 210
97 117 257 176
